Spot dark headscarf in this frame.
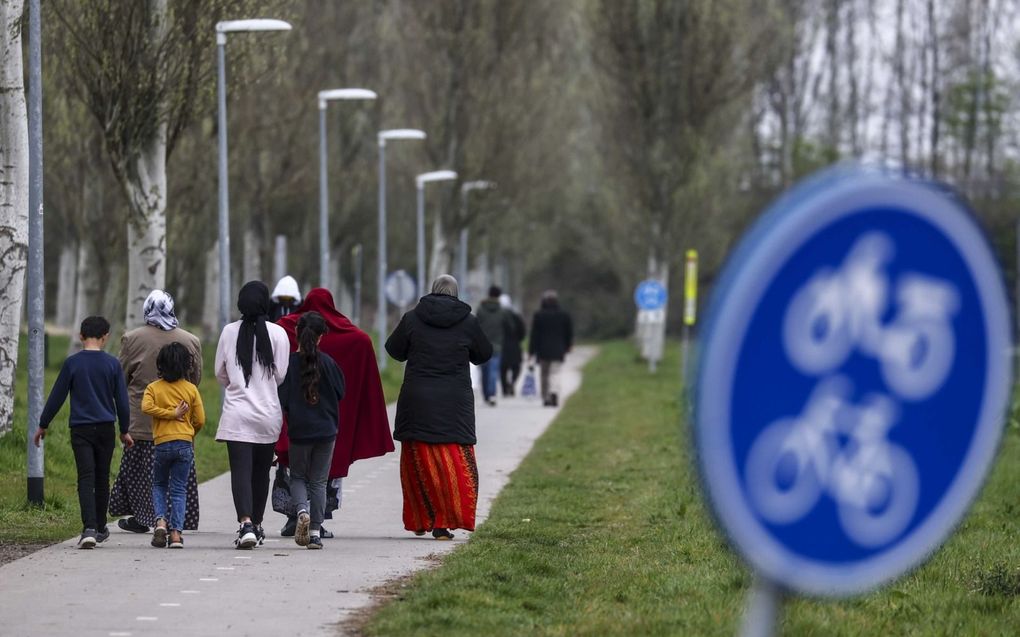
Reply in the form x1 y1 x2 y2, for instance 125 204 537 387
236 281 275 387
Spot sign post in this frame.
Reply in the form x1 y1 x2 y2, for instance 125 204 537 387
681 249 698 385
693 167 1012 635
385 269 418 316
634 279 668 373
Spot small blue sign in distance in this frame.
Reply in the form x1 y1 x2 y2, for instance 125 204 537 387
635 279 668 311
694 166 1012 597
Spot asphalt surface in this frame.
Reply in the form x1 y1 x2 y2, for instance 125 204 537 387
0 347 593 637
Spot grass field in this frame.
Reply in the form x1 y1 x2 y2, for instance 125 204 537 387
363 340 1020 636
0 331 404 545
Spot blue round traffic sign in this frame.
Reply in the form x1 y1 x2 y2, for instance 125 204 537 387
635 279 668 311
694 166 1012 596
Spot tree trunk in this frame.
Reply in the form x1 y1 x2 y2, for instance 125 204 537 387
55 240 78 331
124 121 168 328
0 0 29 435
202 242 219 340
69 238 102 356
242 226 262 284
928 0 940 177
428 212 454 284
124 0 169 328
273 234 287 284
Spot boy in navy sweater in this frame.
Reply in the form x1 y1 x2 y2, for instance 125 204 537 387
33 316 133 548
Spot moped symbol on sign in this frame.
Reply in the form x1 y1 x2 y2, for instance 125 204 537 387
695 167 1012 597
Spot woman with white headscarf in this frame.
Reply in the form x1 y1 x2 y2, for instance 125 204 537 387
110 290 204 534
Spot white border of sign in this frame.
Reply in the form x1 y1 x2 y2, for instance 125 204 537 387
695 169 1012 597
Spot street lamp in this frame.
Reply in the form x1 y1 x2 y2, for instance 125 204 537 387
215 18 292 330
415 170 458 299
377 128 426 369
458 180 496 300
318 88 377 290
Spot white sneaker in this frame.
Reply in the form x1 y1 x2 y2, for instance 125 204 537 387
295 511 310 547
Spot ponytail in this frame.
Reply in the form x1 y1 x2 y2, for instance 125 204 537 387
296 312 328 405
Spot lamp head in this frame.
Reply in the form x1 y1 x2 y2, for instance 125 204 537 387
416 170 458 188
216 19 292 44
318 88 378 109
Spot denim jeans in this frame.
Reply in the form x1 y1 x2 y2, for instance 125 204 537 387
289 439 336 530
152 440 194 532
481 354 502 400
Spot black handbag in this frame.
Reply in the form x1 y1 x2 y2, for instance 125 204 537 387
271 466 296 516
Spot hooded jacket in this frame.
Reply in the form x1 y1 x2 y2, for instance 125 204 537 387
385 293 493 445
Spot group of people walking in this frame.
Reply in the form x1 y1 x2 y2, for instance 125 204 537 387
33 273 572 551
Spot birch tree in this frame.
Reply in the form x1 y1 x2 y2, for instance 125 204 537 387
48 0 260 328
0 0 28 435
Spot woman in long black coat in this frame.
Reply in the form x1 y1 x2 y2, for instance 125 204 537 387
385 274 492 540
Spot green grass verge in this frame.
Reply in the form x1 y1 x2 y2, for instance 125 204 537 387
364 340 1020 636
0 332 227 544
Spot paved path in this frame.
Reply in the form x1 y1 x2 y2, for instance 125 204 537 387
0 348 594 637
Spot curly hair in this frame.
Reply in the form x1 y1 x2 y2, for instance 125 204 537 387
297 312 328 404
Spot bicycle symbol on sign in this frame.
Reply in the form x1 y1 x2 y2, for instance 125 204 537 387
745 232 960 547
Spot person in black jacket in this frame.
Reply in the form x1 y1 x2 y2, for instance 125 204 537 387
498 294 527 397
277 311 346 549
385 274 492 540
529 289 573 407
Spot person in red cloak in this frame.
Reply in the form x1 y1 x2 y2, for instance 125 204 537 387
274 288 394 537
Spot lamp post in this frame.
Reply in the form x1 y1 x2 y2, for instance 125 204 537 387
458 180 496 300
377 129 426 369
216 18 292 330
318 88 377 289
415 170 458 299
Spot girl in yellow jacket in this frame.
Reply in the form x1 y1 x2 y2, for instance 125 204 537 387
142 342 205 549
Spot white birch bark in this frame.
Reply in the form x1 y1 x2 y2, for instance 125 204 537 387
55 240 77 331
124 121 168 328
69 239 101 356
0 0 28 435
202 242 219 339
428 213 453 284
272 234 287 283
123 0 169 328
242 226 262 284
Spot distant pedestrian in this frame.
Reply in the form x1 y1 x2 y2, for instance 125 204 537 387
215 281 291 549
33 316 132 549
498 293 526 397
385 274 492 540
142 343 205 550
270 275 302 321
475 285 509 406
529 290 573 407
277 312 346 549
274 288 393 539
111 290 203 535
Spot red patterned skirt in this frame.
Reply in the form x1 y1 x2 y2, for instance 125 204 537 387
400 441 478 532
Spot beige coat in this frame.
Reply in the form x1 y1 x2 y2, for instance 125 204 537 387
119 325 203 441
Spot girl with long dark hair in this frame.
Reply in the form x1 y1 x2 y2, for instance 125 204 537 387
277 312 346 549
214 281 292 549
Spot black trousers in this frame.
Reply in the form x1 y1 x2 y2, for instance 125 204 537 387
226 441 275 525
70 423 116 531
501 358 522 396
